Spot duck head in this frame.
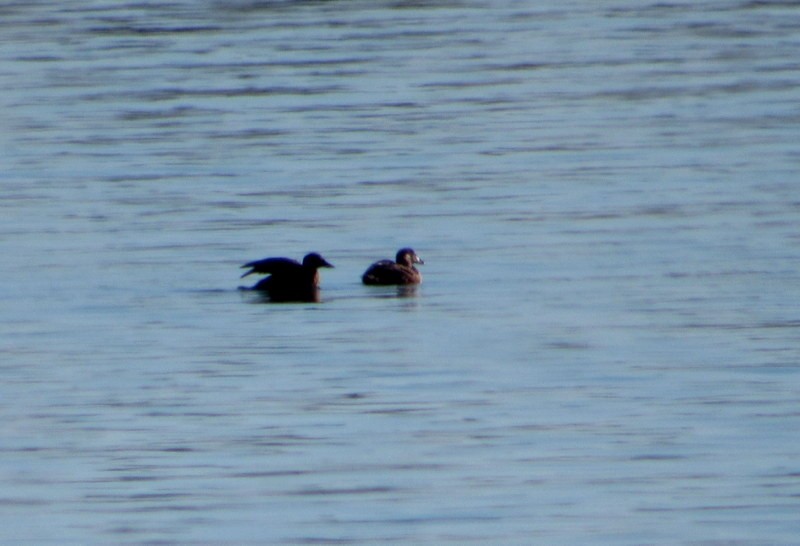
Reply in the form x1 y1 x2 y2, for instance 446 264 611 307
396 248 424 267
302 252 334 269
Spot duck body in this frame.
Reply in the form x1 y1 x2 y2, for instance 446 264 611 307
241 252 333 302
362 248 423 285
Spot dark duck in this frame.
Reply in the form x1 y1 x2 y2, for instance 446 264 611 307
362 248 424 285
241 252 333 302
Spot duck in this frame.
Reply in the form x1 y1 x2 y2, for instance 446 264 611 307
241 252 333 302
362 248 424 285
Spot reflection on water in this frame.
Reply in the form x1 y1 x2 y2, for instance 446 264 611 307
239 286 323 304
363 284 420 299
2 0 800 544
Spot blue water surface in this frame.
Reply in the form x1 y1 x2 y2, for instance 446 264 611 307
1 1 799 544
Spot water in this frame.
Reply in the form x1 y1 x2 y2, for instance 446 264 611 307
2 0 800 543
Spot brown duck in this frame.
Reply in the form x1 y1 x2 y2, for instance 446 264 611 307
362 248 424 285
241 252 333 302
